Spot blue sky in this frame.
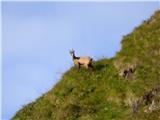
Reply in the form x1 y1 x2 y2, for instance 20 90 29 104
2 2 160 120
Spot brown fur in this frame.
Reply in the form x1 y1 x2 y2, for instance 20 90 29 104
70 50 93 69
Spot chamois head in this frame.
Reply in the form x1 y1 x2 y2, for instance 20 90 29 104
69 49 75 58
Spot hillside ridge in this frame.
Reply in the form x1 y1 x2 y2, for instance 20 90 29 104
12 10 160 120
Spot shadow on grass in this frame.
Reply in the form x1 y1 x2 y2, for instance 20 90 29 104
93 64 108 71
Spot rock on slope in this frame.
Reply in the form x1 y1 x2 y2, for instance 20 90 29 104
12 10 160 120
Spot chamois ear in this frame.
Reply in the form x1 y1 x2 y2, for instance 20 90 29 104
69 49 74 54
71 49 75 53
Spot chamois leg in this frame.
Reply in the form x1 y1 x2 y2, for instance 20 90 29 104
85 64 89 69
88 63 93 70
77 63 81 70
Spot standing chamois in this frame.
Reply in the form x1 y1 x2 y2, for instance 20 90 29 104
69 49 93 70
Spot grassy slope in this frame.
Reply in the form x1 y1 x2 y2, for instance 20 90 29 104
12 10 160 120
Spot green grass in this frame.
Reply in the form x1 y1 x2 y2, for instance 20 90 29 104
12 10 160 120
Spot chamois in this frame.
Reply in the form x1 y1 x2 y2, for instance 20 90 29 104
69 50 93 70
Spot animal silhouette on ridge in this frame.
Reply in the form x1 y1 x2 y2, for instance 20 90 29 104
69 49 93 70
